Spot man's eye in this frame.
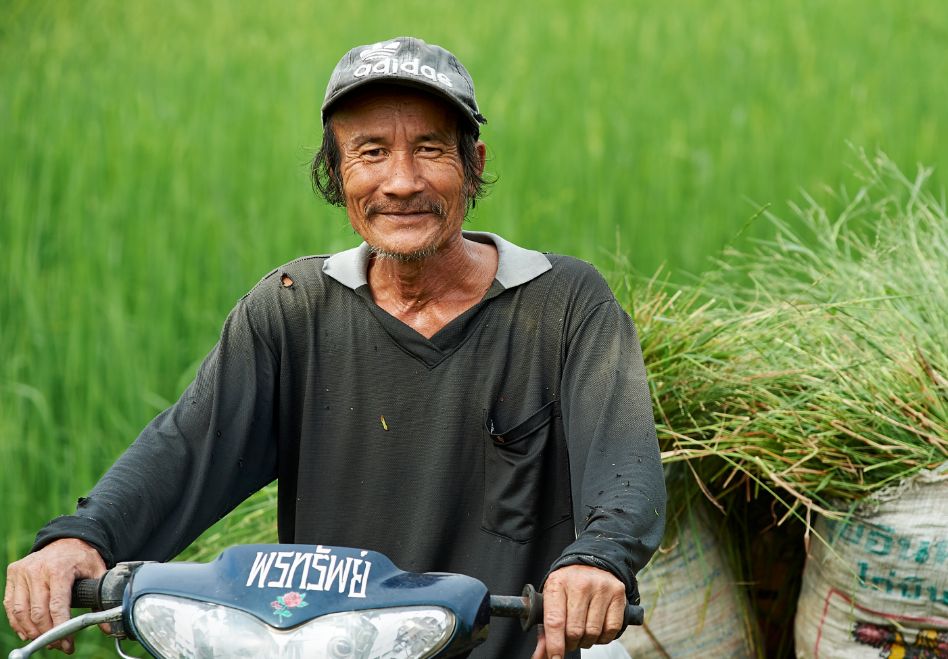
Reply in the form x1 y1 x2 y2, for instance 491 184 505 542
417 145 442 155
361 148 385 158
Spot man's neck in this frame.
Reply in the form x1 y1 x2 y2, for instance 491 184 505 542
367 234 499 338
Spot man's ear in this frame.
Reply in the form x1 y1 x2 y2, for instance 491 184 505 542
475 141 487 177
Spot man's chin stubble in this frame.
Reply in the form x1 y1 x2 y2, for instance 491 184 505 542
368 242 441 263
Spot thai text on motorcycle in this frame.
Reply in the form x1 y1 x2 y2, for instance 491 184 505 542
246 546 372 598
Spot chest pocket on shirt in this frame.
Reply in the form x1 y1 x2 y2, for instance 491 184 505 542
482 400 573 543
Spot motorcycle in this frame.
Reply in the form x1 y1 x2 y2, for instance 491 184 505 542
8 544 644 658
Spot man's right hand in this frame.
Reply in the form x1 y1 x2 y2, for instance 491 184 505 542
4 538 107 654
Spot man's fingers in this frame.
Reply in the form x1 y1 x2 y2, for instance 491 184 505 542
596 596 627 645
49 576 75 653
542 582 567 659
48 577 72 627
565 585 591 651
26 572 54 641
12 574 40 640
4 572 28 641
531 624 547 659
579 590 613 649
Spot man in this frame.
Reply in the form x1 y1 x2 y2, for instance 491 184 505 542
5 37 665 658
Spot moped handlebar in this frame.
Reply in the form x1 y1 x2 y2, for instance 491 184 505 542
72 575 645 632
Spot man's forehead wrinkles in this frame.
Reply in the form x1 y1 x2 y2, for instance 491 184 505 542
342 128 455 150
346 133 385 148
333 91 459 136
417 130 456 144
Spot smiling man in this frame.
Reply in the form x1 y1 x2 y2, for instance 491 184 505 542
5 37 665 658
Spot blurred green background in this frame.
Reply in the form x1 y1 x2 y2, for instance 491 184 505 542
2 0 946 654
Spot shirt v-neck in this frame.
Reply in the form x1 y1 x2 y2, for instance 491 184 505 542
322 232 552 368
353 279 505 368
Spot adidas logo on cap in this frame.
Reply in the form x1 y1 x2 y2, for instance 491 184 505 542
359 41 401 62
351 40 453 88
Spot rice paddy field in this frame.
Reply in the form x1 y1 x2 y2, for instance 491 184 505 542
2 1 947 655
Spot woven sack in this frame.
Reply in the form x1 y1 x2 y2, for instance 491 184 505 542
620 508 755 657
794 465 948 658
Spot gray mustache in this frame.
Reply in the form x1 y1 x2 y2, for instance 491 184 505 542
364 199 447 218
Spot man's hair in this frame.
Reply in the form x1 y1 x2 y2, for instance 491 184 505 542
311 113 492 212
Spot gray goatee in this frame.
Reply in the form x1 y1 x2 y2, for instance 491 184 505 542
368 242 441 263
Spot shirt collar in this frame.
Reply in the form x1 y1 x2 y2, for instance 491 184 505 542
322 231 552 290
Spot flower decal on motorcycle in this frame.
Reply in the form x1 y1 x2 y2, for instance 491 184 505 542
271 591 308 618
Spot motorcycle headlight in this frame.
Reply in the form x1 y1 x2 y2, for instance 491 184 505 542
132 594 456 658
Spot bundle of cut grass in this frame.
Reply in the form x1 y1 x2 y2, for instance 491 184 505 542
623 151 947 519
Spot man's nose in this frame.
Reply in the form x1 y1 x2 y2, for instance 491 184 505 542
379 150 425 197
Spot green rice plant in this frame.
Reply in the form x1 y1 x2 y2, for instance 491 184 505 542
623 151 947 519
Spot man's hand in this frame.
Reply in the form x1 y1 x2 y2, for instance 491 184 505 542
4 538 106 654
531 564 627 659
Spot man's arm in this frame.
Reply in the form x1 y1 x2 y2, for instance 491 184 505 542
539 290 666 657
6 297 279 651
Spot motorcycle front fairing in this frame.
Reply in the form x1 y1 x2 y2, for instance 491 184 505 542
124 544 490 658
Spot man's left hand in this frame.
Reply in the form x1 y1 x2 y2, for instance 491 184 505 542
530 564 627 659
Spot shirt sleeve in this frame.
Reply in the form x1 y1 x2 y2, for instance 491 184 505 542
31 298 279 566
547 296 666 602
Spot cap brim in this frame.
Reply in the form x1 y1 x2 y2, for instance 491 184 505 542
321 75 484 129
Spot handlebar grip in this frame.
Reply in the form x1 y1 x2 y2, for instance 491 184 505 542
624 604 644 627
71 578 101 609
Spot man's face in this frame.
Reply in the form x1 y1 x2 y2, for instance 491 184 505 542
332 87 480 261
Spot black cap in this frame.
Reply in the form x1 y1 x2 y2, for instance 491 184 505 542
321 37 487 129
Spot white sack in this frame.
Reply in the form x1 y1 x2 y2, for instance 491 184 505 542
794 466 948 658
620 508 756 658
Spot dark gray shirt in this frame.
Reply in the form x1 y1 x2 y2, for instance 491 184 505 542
35 232 666 658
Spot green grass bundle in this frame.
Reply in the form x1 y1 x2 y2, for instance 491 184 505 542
625 152 947 519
